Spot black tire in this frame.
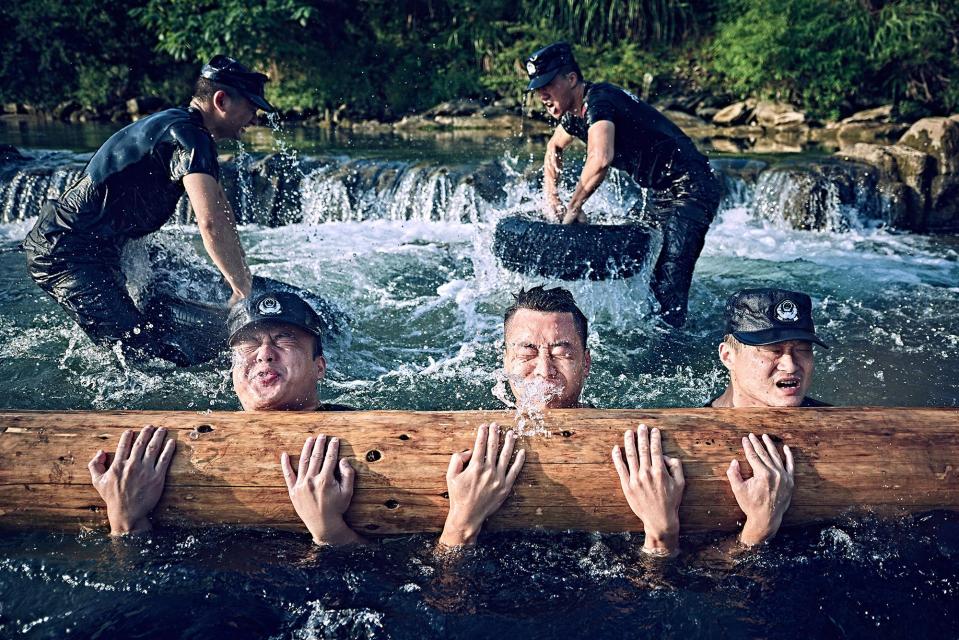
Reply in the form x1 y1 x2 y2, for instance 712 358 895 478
492 216 657 281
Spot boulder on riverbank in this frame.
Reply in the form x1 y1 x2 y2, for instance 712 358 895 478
836 116 959 231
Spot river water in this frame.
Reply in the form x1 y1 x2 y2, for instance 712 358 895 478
0 122 957 638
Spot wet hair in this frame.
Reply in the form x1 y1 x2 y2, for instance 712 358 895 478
310 333 324 359
723 334 742 350
558 63 583 83
193 77 243 104
504 286 588 350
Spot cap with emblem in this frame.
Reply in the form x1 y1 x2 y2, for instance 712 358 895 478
725 288 829 348
201 54 276 112
227 291 323 346
525 42 579 91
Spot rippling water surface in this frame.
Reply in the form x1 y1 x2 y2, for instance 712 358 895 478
1 127 957 638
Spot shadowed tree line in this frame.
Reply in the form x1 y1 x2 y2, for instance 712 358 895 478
1 0 956 122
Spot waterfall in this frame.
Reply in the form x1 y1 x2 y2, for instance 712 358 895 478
0 149 903 231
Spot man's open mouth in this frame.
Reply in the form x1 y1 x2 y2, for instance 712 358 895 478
776 378 801 389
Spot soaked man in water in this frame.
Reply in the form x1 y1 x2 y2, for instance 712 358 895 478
435 285 590 548
526 42 721 327
88 290 365 545
706 288 830 546
501 285 592 410
24 55 273 367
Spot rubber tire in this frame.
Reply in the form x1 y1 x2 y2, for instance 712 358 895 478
492 216 657 281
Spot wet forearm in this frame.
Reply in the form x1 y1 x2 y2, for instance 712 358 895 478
197 206 251 297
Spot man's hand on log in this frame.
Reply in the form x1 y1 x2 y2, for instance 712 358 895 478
727 433 795 546
439 423 526 547
88 426 176 536
612 424 685 557
281 435 363 546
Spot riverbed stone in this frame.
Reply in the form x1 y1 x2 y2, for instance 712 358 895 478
754 160 885 231
52 101 82 121
837 143 933 227
753 101 806 128
837 122 908 148
423 99 483 118
712 101 752 126
929 175 959 229
898 117 959 176
840 105 894 125
126 96 165 116
662 110 709 130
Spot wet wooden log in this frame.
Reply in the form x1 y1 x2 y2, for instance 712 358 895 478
0 408 956 534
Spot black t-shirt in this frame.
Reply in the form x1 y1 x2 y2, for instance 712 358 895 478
560 82 712 192
316 403 356 411
26 107 219 257
703 395 832 408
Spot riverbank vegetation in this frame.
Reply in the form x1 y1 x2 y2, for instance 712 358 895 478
1 0 956 122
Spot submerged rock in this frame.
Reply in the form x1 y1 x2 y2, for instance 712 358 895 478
753 160 888 231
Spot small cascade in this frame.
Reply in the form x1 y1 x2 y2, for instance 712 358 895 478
0 165 84 223
751 159 897 231
299 160 485 223
0 147 916 232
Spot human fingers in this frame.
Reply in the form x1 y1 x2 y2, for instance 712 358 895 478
307 434 327 477
742 435 765 472
88 450 107 484
155 437 176 474
486 422 500 466
612 445 630 487
623 430 639 477
748 433 772 467
280 452 296 491
143 427 167 465
497 430 516 473
504 448 526 486
471 424 488 467
446 449 469 480
637 424 651 473
297 436 314 478
665 456 685 487
761 434 784 470
321 437 340 481
649 427 664 474
784 445 795 476
129 425 155 463
115 429 134 463
339 458 355 495
726 459 745 493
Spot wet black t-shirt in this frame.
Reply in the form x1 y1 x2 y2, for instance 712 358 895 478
27 107 219 256
560 82 712 192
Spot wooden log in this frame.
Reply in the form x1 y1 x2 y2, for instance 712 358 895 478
1 408 957 534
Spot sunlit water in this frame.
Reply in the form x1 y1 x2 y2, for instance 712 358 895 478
1 129 958 638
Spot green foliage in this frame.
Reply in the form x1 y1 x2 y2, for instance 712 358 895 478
709 0 959 119
522 0 712 46
870 1 959 113
0 0 185 109
709 0 871 119
0 0 956 119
